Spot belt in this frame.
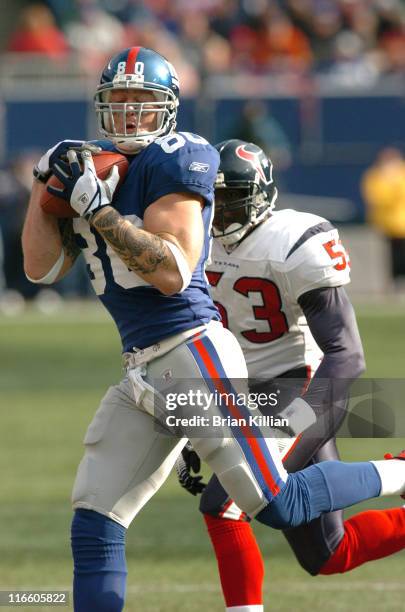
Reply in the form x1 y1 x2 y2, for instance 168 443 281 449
123 324 207 369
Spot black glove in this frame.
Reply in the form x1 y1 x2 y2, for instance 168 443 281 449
175 443 207 496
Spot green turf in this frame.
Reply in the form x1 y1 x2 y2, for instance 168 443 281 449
0 304 404 611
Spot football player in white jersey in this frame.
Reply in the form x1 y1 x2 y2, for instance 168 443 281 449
176 139 405 612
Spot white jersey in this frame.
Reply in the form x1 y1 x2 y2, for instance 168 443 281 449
207 209 350 379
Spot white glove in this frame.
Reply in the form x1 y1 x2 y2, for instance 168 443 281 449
48 148 120 220
34 140 101 183
48 149 120 221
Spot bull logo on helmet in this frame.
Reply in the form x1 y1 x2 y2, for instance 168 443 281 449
235 144 272 185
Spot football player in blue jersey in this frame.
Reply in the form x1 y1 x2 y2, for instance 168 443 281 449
22 48 405 612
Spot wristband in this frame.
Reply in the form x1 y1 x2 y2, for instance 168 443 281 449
25 249 65 284
163 240 192 292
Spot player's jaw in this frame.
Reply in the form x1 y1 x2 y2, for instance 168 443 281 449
111 105 157 136
214 188 250 223
109 90 158 136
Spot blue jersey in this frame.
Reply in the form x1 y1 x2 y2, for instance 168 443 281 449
72 132 220 351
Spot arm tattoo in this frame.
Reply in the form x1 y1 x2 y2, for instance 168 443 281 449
58 218 80 261
91 207 171 275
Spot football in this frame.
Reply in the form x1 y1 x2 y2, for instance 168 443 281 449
40 151 129 218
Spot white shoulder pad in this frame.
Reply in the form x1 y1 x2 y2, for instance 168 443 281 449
281 224 351 300
263 210 330 263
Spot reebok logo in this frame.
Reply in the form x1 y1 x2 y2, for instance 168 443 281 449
79 193 89 204
189 162 210 173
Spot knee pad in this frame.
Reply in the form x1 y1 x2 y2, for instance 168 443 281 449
71 510 127 612
218 463 268 517
193 437 269 517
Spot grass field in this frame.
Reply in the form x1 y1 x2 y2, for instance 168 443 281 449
0 303 404 611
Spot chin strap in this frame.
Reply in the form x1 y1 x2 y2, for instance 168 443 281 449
113 140 148 155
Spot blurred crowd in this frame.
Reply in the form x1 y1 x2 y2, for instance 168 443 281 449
0 0 404 311
4 0 405 93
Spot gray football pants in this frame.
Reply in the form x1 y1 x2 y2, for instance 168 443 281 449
72 322 288 528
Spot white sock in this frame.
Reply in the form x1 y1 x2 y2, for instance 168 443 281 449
371 460 405 496
226 607 263 612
